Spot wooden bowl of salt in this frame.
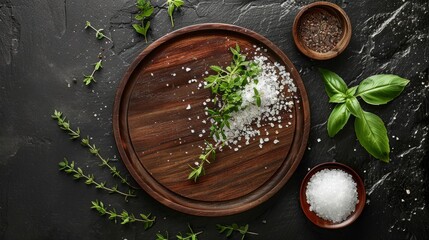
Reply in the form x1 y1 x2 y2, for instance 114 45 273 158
300 162 366 229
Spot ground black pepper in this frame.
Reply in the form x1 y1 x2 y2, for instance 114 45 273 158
298 9 343 53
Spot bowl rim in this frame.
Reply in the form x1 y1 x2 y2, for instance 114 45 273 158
292 1 352 60
299 162 366 229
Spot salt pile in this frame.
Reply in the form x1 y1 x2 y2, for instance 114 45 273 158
205 54 297 149
305 169 358 223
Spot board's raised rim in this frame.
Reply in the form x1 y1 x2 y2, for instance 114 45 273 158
113 23 310 216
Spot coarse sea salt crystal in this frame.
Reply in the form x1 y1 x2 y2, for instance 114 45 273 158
305 169 358 223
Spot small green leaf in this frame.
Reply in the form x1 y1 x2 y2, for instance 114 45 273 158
210 65 223 72
346 86 358 96
94 60 103 71
319 68 349 98
327 103 350 137
142 5 154 17
329 93 347 103
355 111 390 162
134 13 145 21
345 97 364 119
356 74 410 105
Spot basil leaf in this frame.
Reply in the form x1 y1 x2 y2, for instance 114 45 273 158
327 103 350 137
319 68 348 99
356 75 410 105
354 111 390 162
346 86 358 96
329 93 347 103
346 97 364 118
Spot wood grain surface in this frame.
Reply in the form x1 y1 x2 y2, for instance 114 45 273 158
113 23 310 216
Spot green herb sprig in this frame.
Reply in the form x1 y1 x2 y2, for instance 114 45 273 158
188 141 218 182
52 110 137 189
133 0 154 42
91 200 155 228
83 59 102 86
85 21 112 41
176 225 202 240
59 159 136 201
188 44 262 182
166 0 184 27
205 44 261 140
320 68 409 162
217 223 258 240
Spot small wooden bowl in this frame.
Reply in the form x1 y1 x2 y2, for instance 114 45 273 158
300 162 366 229
292 1 352 60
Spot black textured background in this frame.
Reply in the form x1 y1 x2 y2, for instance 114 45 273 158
1 0 428 239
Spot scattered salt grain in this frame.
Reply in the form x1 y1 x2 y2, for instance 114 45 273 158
273 139 279 144
186 104 191 110
317 138 321 142
406 189 411 194
306 169 358 223
186 67 191 72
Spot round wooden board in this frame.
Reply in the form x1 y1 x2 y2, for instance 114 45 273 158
113 24 310 216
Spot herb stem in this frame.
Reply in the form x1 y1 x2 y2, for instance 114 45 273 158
85 21 112 41
80 137 138 189
59 159 136 201
52 110 138 190
91 200 155 228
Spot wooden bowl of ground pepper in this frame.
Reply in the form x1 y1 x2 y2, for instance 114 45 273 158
292 1 352 60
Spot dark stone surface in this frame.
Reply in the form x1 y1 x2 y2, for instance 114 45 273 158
0 0 428 239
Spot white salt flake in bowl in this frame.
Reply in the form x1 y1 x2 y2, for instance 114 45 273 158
300 162 366 229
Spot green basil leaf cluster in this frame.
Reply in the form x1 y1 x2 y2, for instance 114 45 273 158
320 68 409 162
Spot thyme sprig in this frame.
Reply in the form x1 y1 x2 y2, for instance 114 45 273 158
51 110 80 139
85 21 112 41
166 0 184 27
176 225 202 240
188 141 219 182
52 110 138 189
132 0 154 43
205 44 261 141
59 159 136 201
217 224 258 240
188 44 262 182
83 59 102 86
91 200 155 228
